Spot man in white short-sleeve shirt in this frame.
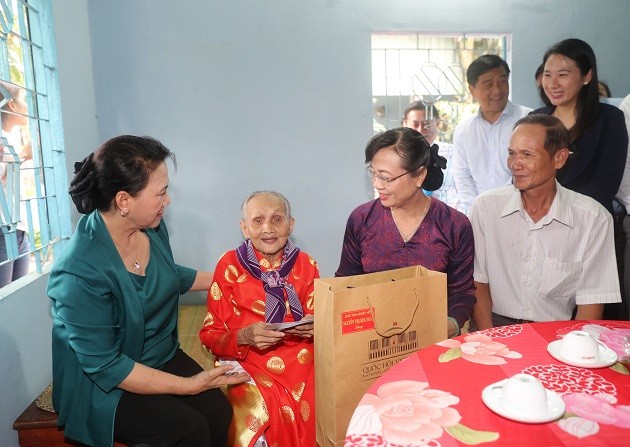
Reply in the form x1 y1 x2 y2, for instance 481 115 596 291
471 114 621 330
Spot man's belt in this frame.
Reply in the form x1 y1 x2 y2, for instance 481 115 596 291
497 314 535 324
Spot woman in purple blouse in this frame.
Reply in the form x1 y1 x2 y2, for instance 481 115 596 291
336 127 475 338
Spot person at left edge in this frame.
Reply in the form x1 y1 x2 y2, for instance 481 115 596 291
336 127 475 338
0 80 32 286
47 135 249 447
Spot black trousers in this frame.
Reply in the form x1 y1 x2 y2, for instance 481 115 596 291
114 349 232 447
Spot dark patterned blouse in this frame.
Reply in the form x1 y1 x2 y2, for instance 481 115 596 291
336 198 475 327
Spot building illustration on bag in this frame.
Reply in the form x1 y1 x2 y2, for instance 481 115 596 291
369 330 418 359
341 304 421 382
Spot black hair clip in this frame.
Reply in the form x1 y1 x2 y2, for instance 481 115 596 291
429 144 447 170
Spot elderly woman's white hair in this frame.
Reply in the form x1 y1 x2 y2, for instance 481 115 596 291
240 190 292 220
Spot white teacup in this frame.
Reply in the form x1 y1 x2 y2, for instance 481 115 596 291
499 374 548 416
560 330 607 364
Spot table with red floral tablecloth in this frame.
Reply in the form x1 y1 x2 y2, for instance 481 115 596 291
344 320 630 447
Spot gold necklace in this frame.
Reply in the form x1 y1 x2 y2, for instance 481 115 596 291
391 197 431 242
113 232 141 271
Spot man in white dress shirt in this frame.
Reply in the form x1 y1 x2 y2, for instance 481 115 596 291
471 114 621 330
451 55 531 214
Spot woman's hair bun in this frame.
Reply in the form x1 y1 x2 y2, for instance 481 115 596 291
421 144 447 192
68 153 97 214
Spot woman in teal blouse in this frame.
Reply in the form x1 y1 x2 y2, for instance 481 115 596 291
47 135 248 447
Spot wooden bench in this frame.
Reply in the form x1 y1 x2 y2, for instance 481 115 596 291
12 396 127 446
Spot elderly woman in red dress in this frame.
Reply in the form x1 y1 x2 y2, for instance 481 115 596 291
200 190 319 447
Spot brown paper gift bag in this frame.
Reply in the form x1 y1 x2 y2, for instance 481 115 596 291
314 265 447 447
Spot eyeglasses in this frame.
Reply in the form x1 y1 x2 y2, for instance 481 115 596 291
366 167 410 185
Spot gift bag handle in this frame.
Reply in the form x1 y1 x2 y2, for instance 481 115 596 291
367 287 420 337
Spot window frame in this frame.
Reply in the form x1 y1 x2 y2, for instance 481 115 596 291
371 32 511 141
0 0 70 298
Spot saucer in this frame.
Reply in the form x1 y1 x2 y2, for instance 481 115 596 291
546 340 618 368
481 379 565 423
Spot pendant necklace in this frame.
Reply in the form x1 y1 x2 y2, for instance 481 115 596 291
113 232 141 271
392 197 431 243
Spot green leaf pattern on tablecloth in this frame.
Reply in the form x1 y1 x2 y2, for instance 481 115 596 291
439 347 462 362
446 423 500 445
610 362 629 374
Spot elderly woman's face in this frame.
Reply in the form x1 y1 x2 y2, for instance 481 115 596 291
240 194 295 265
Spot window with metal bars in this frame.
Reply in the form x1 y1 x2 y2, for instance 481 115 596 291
371 32 510 142
0 0 69 294
370 33 510 208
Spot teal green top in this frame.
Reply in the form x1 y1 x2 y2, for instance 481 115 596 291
129 237 179 367
47 211 196 447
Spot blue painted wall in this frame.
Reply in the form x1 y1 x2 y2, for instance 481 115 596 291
83 0 630 280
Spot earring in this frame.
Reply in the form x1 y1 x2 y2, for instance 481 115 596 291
120 209 128 217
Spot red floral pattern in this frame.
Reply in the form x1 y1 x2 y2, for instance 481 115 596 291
476 325 523 339
344 434 442 447
344 321 630 447
555 323 589 339
344 433 385 447
437 333 522 365
523 364 617 396
556 322 630 339
562 393 630 428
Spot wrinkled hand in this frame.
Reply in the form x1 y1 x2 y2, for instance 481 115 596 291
238 321 285 350
186 364 249 395
284 315 314 338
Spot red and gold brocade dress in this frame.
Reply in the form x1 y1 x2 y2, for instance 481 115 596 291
200 248 319 447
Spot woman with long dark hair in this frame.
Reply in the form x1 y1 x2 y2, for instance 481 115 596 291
532 38 628 213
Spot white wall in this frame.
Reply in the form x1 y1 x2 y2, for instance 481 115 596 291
0 276 52 447
1 1 628 445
